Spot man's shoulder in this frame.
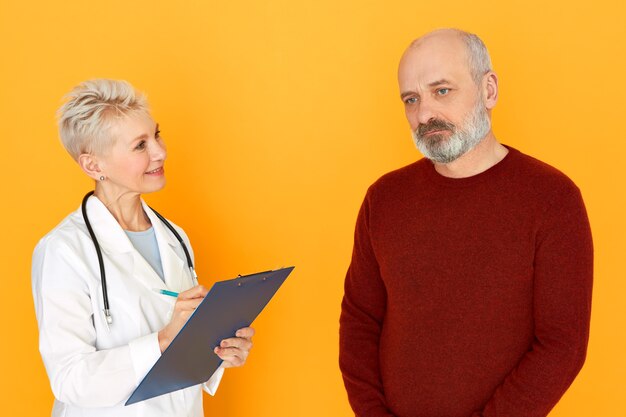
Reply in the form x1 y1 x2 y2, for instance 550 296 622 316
368 159 431 193
509 147 580 193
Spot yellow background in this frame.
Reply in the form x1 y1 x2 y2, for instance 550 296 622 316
1 0 624 415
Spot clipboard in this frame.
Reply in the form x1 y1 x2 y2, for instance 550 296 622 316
125 266 294 405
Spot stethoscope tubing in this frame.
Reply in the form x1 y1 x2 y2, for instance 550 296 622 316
81 190 195 325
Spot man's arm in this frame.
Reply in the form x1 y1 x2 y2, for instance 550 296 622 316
473 185 593 417
340 194 396 417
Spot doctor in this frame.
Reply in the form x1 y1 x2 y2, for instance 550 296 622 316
32 79 254 416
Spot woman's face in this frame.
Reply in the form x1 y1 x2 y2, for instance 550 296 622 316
97 112 167 196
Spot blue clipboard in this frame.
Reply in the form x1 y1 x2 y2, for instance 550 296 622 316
125 266 294 405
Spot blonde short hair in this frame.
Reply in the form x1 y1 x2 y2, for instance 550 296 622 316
57 79 149 160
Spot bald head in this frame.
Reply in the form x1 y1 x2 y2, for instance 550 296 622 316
405 29 492 84
397 28 499 164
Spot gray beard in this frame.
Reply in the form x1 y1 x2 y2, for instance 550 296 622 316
411 101 491 164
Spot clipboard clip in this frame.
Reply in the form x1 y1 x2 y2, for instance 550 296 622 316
234 274 269 286
234 267 287 286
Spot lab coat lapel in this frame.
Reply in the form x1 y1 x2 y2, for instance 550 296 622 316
143 201 187 293
85 196 134 255
85 196 172 291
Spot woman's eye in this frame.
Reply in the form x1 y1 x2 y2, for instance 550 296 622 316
155 130 161 139
135 141 146 150
437 88 450 96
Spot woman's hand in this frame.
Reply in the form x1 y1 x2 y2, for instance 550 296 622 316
158 285 208 353
215 327 255 368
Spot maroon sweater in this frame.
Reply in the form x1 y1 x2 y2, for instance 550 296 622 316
339 147 593 417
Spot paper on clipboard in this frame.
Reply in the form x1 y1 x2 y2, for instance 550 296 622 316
125 266 294 405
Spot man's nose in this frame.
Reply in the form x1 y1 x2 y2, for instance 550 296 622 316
415 97 438 126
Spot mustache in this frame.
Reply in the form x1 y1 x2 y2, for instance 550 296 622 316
416 119 456 137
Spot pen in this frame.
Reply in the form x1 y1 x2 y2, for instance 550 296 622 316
153 288 179 298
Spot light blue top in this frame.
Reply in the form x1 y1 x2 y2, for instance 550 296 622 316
125 227 165 281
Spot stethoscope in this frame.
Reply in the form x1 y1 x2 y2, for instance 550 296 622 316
81 190 197 325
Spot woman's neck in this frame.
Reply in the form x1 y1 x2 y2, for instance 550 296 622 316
93 185 151 232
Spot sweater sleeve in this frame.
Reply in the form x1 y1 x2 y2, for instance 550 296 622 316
340 193 396 417
473 185 593 417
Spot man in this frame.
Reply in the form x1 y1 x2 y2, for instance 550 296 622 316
339 28 593 417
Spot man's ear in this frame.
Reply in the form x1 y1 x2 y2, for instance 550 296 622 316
78 153 104 181
482 71 498 110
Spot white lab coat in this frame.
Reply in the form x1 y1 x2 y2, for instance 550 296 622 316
32 195 223 417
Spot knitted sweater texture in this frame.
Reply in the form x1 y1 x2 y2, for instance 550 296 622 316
339 147 593 417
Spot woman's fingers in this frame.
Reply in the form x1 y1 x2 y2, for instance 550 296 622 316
159 285 207 352
214 346 248 367
173 298 203 313
220 336 252 350
178 285 208 300
234 327 255 340
173 286 207 314
214 327 255 368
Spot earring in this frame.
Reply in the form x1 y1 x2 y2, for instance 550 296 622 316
99 176 105 181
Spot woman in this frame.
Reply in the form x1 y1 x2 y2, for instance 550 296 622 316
32 79 254 416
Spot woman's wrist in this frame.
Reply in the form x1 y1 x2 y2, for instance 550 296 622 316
157 329 171 353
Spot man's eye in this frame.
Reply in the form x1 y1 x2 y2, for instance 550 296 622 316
135 141 146 150
155 130 161 139
437 88 450 96
405 97 418 104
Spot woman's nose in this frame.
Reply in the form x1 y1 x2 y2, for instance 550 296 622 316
150 139 167 161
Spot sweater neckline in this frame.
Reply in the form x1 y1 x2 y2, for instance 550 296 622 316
422 145 519 187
